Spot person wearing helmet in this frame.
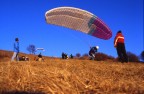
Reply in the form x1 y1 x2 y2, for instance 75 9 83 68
89 46 99 60
114 30 128 63
11 38 19 61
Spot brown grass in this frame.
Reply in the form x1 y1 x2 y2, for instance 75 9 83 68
0 59 144 94
0 50 144 94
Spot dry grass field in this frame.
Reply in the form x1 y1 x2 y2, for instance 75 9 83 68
0 50 144 94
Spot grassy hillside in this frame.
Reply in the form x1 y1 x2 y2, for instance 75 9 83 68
0 50 50 62
0 50 144 94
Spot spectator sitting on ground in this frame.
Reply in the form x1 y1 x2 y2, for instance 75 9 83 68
37 53 44 61
62 52 68 59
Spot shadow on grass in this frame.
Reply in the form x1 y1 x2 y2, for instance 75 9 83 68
1 91 46 94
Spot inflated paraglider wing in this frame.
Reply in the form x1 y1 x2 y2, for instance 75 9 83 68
45 7 112 40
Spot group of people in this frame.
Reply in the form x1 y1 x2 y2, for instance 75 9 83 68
11 30 128 63
89 30 128 63
61 53 73 59
11 38 44 62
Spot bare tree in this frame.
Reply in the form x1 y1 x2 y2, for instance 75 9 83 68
27 44 36 54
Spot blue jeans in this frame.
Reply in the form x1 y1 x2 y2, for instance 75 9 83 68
11 52 19 61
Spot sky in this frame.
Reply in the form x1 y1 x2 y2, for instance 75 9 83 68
0 0 143 58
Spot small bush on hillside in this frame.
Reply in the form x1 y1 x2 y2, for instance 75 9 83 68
80 53 89 60
76 53 81 58
79 53 115 61
140 51 144 61
95 52 115 61
82 53 89 57
127 52 139 62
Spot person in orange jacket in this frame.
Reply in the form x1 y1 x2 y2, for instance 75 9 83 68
114 30 128 63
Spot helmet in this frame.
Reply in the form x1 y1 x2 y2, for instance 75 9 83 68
96 46 99 49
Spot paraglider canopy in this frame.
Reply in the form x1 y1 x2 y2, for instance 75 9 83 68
45 7 112 40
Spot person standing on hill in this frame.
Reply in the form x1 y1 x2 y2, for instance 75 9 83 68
114 30 128 63
11 38 19 61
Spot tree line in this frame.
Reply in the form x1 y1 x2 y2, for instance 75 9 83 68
27 44 144 62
